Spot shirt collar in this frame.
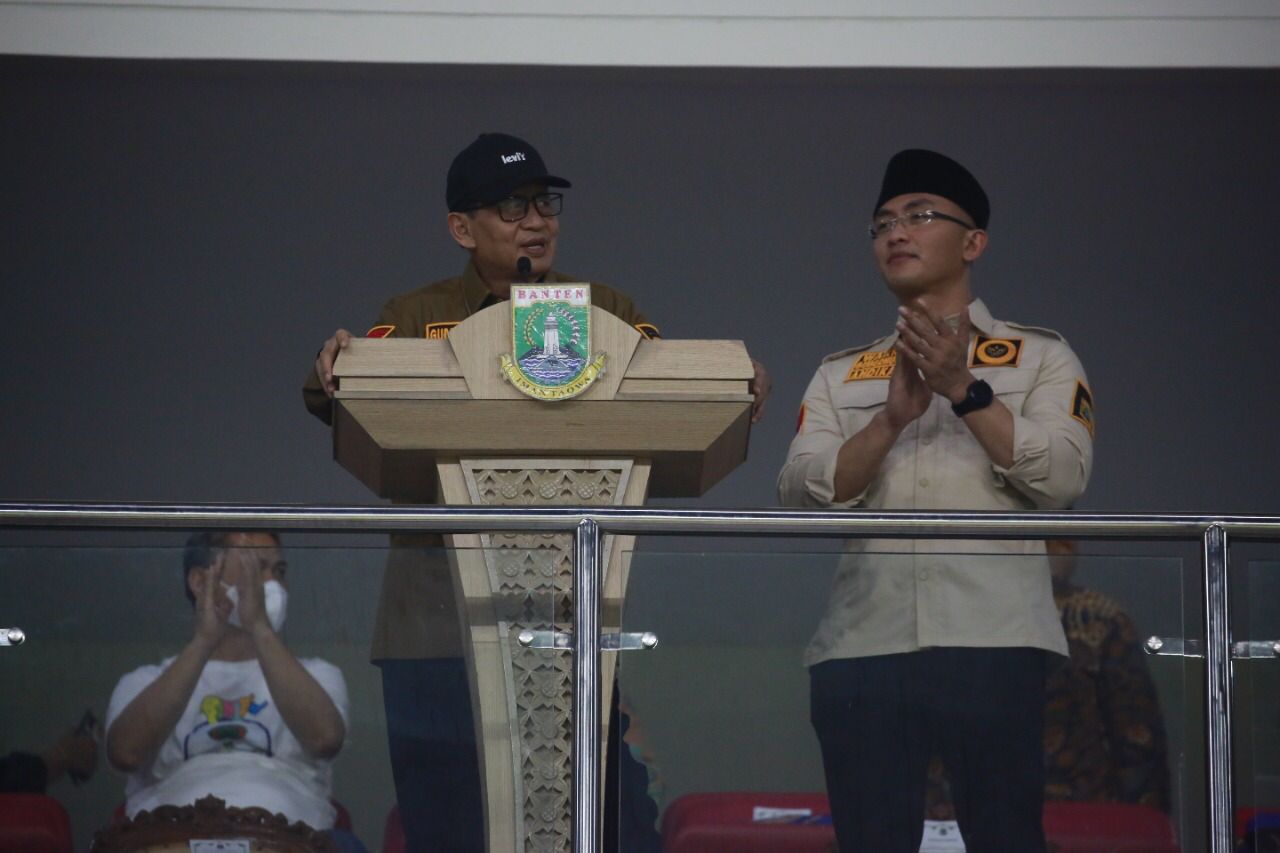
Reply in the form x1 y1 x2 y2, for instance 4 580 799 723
883 297 995 345
966 298 995 336
461 259 495 315
461 258 557 314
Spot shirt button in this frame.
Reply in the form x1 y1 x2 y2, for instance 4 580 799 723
919 478 930 487
918 568 931 580
922 437 933 446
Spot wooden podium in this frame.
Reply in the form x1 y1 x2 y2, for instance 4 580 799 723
331 301 752 852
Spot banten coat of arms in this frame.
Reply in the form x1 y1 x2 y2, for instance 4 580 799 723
500 284 606 400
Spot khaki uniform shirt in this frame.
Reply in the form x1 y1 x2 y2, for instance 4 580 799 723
303 260 657 660
778 299 1094 666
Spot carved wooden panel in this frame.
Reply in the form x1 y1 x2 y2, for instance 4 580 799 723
461 461 630 853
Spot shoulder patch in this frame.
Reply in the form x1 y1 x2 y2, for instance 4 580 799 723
1071 381 1096 437
634 323 661 340
425 321 458 340
845 349 897 382
970 335 1023 368
366 324 395 338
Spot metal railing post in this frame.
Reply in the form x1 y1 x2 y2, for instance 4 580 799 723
573 517 603 853
1204 523 1233 853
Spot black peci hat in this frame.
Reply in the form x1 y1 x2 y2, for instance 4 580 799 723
874 149 989 229
446 133 571 212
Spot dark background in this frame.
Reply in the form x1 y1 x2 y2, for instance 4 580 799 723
2 57 1279 850
3 58 1278 513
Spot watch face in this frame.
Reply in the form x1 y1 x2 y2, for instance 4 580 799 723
953 379 993 416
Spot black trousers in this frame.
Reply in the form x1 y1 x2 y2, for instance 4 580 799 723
810 647 1048 853
380 658 660 852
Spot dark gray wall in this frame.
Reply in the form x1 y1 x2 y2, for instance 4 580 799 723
3 58 1278 850
3 59 1278 511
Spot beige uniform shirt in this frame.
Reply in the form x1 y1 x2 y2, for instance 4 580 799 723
778 299 1094 666
303 260 657 660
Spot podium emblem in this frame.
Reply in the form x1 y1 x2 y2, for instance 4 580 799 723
500 284 606 400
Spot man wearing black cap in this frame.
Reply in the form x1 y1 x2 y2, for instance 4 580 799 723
306 131 659 413
779 149 1095 852
302 133 683 852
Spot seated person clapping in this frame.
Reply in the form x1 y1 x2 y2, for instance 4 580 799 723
105 532 364 852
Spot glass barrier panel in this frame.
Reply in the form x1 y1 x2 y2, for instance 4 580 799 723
0 533 562 853
1233 546 1280 853
613 541 1198 853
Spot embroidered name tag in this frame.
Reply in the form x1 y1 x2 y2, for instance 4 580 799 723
970 335 1023 367
425 321 459 340
1071 381 1096 437
845 350 896 381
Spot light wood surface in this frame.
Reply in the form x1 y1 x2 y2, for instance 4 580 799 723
337 377 471 398
625 338 753 379
335 398 749 498
616 378 752 401
333 337 460 377
437 462 518 853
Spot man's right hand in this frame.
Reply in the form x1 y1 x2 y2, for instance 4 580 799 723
315 329 353 397
884 346 932 431
194 555 232 650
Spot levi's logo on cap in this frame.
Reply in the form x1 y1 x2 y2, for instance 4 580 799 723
501 152 527 164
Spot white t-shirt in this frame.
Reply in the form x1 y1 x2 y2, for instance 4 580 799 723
106 656 349 830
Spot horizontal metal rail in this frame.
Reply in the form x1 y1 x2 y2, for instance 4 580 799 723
3 502 1280 539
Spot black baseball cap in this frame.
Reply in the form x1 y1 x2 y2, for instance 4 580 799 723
446 133 571 212
874 149 990 229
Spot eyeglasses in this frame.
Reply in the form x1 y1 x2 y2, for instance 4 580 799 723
868 209 975 239
479 192 564 223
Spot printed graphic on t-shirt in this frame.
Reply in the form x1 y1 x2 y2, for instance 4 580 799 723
183 693 273 759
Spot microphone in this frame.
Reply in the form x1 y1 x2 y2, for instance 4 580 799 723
516 256 532 281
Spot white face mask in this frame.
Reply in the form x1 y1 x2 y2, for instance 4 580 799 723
222 579 288 633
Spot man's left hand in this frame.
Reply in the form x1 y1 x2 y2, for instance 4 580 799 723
228 547 272 637
895 303 974 404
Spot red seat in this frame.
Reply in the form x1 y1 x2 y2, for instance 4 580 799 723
1235 807 1280 848
662 792 835 853
382 803 405 853
0 793 74 853
1042 801 1179 852
661 793 1180 853
331 799 354 834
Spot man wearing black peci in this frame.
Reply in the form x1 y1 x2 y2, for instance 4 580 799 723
779 149 1095 852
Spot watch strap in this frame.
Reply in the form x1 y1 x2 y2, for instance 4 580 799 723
951 379 994 417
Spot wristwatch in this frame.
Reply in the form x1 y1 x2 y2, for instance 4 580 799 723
951 379 993 417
